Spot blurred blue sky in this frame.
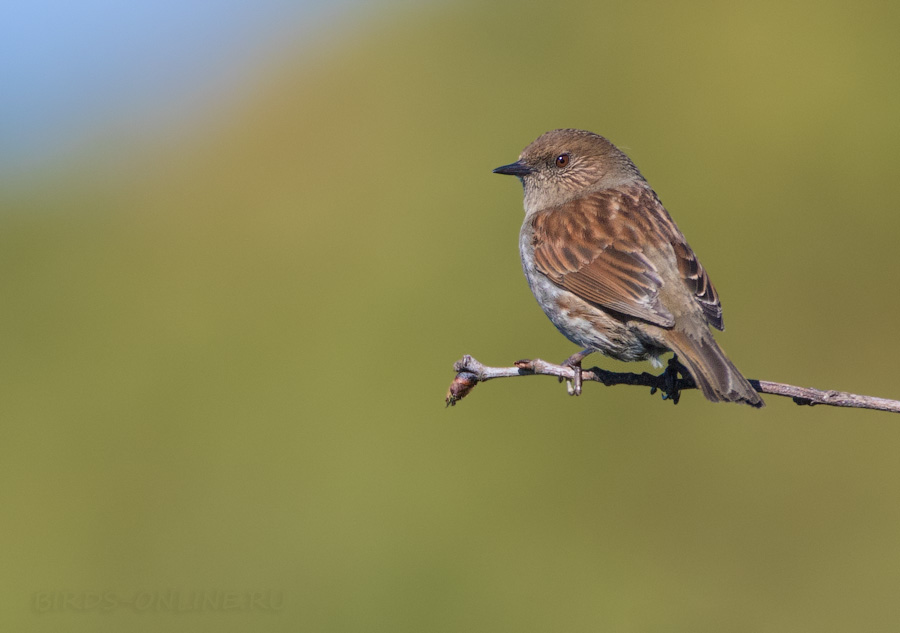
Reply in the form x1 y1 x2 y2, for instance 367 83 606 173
0 0 360 175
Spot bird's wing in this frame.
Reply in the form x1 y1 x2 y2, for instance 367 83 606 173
672 239 723 330
530 187 723 330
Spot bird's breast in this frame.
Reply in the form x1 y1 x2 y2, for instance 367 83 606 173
518 221 654 361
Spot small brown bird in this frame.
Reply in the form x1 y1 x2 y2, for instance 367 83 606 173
494 129 763 407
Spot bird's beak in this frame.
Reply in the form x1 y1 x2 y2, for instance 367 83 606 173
492 161 533 177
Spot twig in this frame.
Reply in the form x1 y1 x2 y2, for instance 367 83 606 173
445 354 900 414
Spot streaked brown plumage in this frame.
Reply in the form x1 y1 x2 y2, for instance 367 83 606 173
494 129 763 407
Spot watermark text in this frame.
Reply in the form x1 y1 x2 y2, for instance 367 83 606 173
32 590 284 614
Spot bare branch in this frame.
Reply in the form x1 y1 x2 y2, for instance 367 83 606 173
445 354 900 414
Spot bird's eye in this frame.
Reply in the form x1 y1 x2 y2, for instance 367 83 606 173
555 154 570 168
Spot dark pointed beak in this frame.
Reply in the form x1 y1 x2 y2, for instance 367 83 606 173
492 161 533 177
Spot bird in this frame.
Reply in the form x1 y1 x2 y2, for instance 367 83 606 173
493 129 763 407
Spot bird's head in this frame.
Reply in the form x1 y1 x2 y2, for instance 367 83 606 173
493 129 644 212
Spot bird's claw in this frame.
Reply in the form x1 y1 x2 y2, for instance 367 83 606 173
560 353 587 396
656 355 686 404
565 364 582 395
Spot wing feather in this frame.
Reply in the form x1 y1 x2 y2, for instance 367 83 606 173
531 186 723 330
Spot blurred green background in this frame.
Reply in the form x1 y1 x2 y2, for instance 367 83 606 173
3 0 900 631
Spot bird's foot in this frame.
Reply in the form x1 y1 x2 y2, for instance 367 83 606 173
651 355 687 404
560 349 592 396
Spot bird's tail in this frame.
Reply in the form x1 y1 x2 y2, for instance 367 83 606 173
665 328 764 408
